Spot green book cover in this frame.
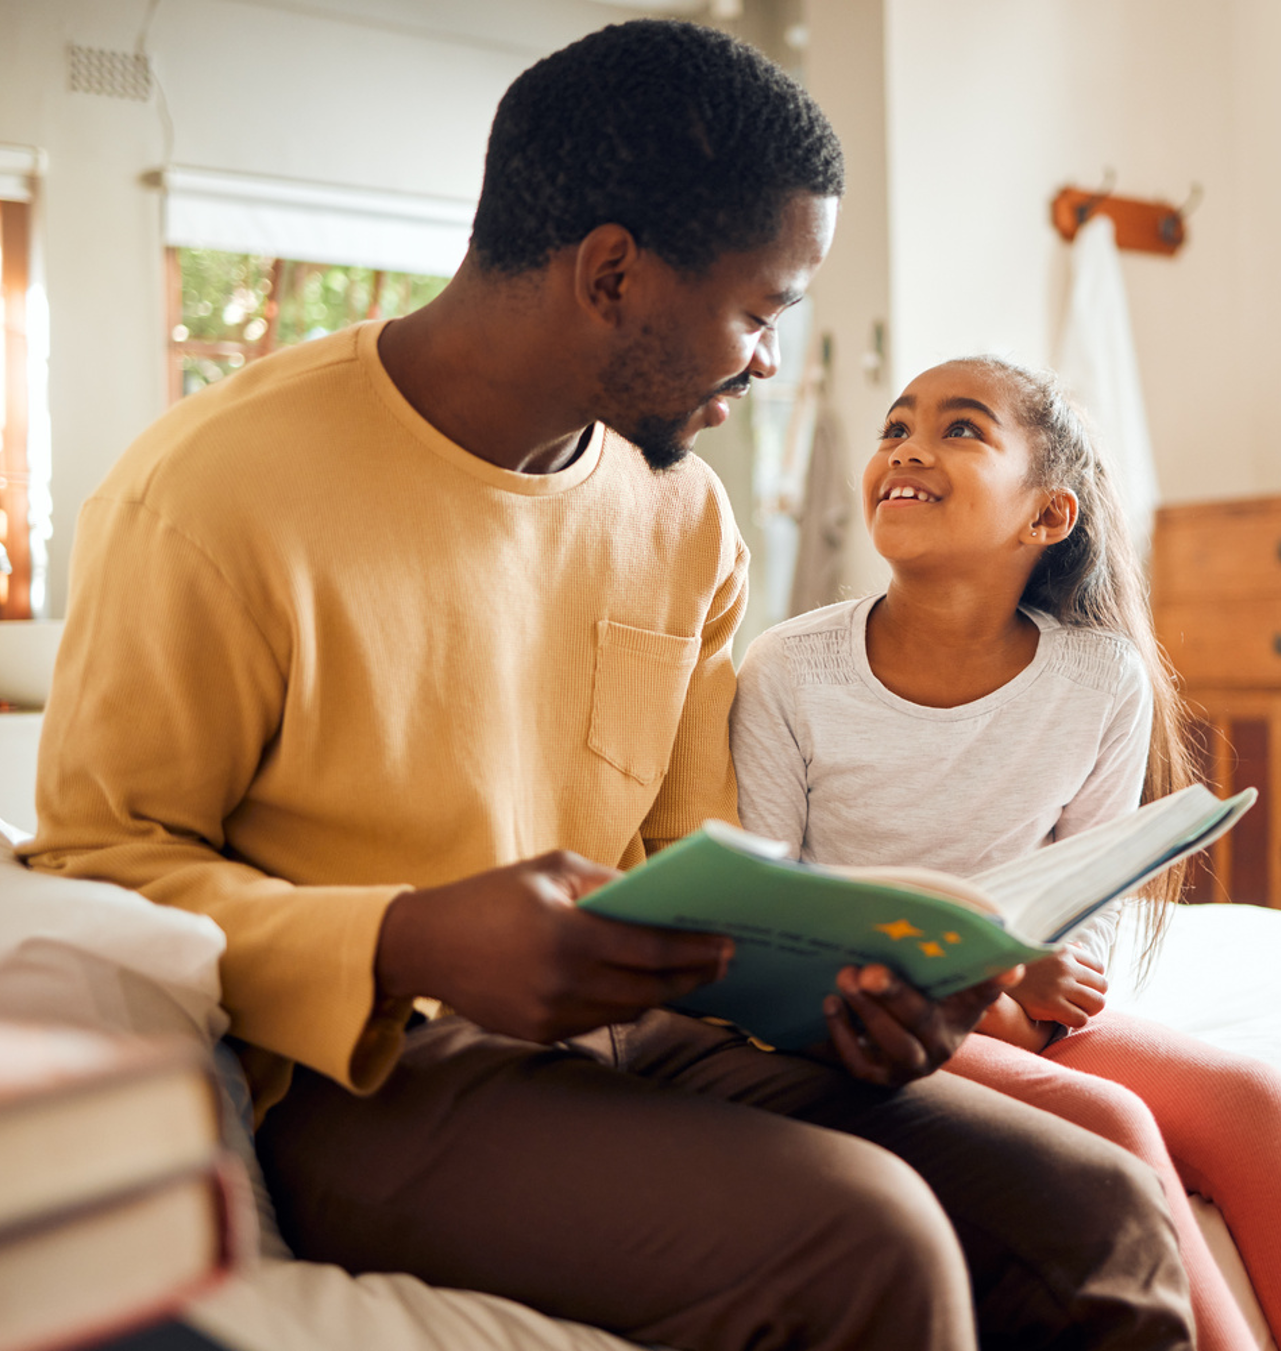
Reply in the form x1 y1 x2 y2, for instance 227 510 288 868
578 823 1053 1051
579 784 1256 1052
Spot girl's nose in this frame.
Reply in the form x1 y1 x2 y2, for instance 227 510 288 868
889 440 927 466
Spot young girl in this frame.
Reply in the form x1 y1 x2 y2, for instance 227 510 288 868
730 356 1281 1351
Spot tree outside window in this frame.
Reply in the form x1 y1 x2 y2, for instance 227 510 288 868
167 248 448 402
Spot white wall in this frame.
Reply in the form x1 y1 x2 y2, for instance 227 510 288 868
0 0 659 616
798 0 1281 595
1227 0 1281 497
6 0 1279 614
2 0 167 618
878 0 1281 509
802 0 892 600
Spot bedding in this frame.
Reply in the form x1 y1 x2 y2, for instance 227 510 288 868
1 714 1277 1349
1109 904 1281 1351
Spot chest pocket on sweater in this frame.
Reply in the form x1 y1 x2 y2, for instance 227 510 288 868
588 620 701 786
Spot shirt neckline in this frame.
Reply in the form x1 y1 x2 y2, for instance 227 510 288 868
849 593 1059 721
357 320 605 496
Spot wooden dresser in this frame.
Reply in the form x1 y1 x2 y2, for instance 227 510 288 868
1151 495 1281 906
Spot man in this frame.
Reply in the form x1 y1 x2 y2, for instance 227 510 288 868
25 20 1193 1351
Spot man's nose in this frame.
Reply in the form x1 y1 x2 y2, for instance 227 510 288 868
748 326 780 381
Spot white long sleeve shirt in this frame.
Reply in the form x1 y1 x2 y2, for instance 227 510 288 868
730 595 1154 968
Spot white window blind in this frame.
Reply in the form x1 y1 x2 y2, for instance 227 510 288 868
162 167 473 276
0 146 43 203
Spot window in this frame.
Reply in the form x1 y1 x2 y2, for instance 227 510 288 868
160 167 470 400
0 144 47 618
0 196 32 618
167 248 448 401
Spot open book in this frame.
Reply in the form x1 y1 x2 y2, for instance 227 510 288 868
579 783 1256 1050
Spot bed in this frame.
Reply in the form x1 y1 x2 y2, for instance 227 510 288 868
0 705 1277 1351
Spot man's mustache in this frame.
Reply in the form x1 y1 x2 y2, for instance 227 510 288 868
709 375 752 400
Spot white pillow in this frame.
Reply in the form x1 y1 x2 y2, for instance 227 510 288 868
0 821 227 1043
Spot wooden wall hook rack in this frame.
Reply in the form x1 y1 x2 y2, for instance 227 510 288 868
1051 180 1199 256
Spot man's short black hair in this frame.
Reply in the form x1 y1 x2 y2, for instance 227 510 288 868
470 19 845 275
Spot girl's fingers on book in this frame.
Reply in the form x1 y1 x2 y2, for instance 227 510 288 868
1066 942 1108 975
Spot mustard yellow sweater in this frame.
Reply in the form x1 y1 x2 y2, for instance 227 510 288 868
22 322 747 1110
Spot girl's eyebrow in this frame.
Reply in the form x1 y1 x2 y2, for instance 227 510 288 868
885 394 1002 424
940 396 1001 424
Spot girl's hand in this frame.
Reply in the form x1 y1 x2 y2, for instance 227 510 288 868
976 993 1057 1052
1008 947 1107 1028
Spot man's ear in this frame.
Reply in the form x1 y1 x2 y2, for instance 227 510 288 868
1029 489 1079 546
572 224 642 328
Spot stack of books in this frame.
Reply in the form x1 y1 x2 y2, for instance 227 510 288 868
0 1020 250 1351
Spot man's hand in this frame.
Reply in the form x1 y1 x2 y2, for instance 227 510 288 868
821 963 1023 1086
375 851 734 1044
1008 947 1107 1028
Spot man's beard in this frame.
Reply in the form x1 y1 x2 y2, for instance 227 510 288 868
627 371 749 471
604 383 752 474
598 325 748 473
626 412 697 472
626 376 752 472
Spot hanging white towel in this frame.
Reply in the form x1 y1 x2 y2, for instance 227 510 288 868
1054 212 1160 557
788 396 856 617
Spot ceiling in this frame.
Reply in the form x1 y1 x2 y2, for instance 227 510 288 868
587 1 708 12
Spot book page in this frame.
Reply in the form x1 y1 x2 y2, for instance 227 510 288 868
703 820 1003 916
822 864 1002 917
971 784 1253 940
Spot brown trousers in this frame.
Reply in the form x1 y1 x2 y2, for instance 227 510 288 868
256 1011 1195 1351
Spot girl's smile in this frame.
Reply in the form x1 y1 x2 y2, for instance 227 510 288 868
863 363 1055 569
876 476 941 505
